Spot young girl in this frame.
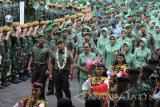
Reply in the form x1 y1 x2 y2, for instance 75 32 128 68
82 62 109 107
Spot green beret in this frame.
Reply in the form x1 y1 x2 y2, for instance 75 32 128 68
63 0 69 3
103 11 110 15
52 23 58 27
126 68 140 75
83 32 91 36
102 19 109 23
78 0 85 3
46 27 53 32
61 28 68 32
134 6 140 10
37 33 45 38
47 20 54 25
92 14 97 18
65 22 73 27
144 14 150 18
135 18 141 23
95 4 101 8
76 19 81 22
125 24 132 29
56 37 65 44
113 3 118 7
122 10 128 15
83 26 92 32
140 23 146 27
53 30 61 36
143 3 148 7
89 20 96 24
103 2 108 6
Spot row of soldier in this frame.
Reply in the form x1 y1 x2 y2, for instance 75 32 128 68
0 0 160 107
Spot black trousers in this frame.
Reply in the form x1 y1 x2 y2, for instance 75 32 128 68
54 70 71 100
48 77 55 92
31 64 48 100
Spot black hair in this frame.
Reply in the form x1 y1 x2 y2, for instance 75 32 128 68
85 95 101 107
57 98 73 107
146 58 159 65
115 99 132 107
83 42 91 47
142 66 153 77
113 52 127 66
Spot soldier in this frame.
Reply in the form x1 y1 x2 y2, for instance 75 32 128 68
126 68 141 107
10 22 22 84
19 24 29 81
31 21 39 45
61 27 75 57
35 1 46 21
46 3 53 20
0 0 5 26
28 33 51 100
1 26 11 86
48 37 74 100
4 1 12 15
12 1 19 22
46 30 61 96
139 66 154 107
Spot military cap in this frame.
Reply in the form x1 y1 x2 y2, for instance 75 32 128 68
65 21 73 27
61 28 68 32
47 20 53 25
59 18 65 23
53 30 61 36
147 58 159 65
142 66 153 75
0 27 3 33
37 33 45 38
54 19 60 23
117 77 130 83
122 10 128 15
81 19 87 23
134 6 140 10
135 18 141 23
56 37 65 44
83 32 91 36
26 22 33 27
95 4 101 8
3 26 10 32
144 14 150 18
102 19 109 23
40 21 48 25
20 24 28 28
39 1 44 5
33 21 39 26
140 23 146 27
46 27 53 32
113 3 118 7
126 68 140 75
70 15 77 19
125 24 132 29
103 11 110 15
52 22 58 27
64 15 70 20
76 18 81 22
0 0 3 3
12 22 20 27
83 26 92 32
76 13 84 17
89 20 96 24
143 3 148 7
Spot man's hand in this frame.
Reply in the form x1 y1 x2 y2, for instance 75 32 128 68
49 74 53 80
69 74 73 81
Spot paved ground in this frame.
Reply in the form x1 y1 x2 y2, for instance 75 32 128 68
0 72 85 107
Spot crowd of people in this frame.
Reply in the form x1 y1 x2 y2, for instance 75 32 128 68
0 0 160 107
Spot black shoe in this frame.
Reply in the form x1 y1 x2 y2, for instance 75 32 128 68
11 79 19 84
0 85 4 89
17 79 22 83
1 82 9 87
46 91 54 96
20 76 26 81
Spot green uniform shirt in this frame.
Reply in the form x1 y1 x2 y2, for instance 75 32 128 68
51 49 74 71
31 44 50 65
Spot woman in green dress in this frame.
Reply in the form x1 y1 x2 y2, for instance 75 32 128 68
77 42 96 94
